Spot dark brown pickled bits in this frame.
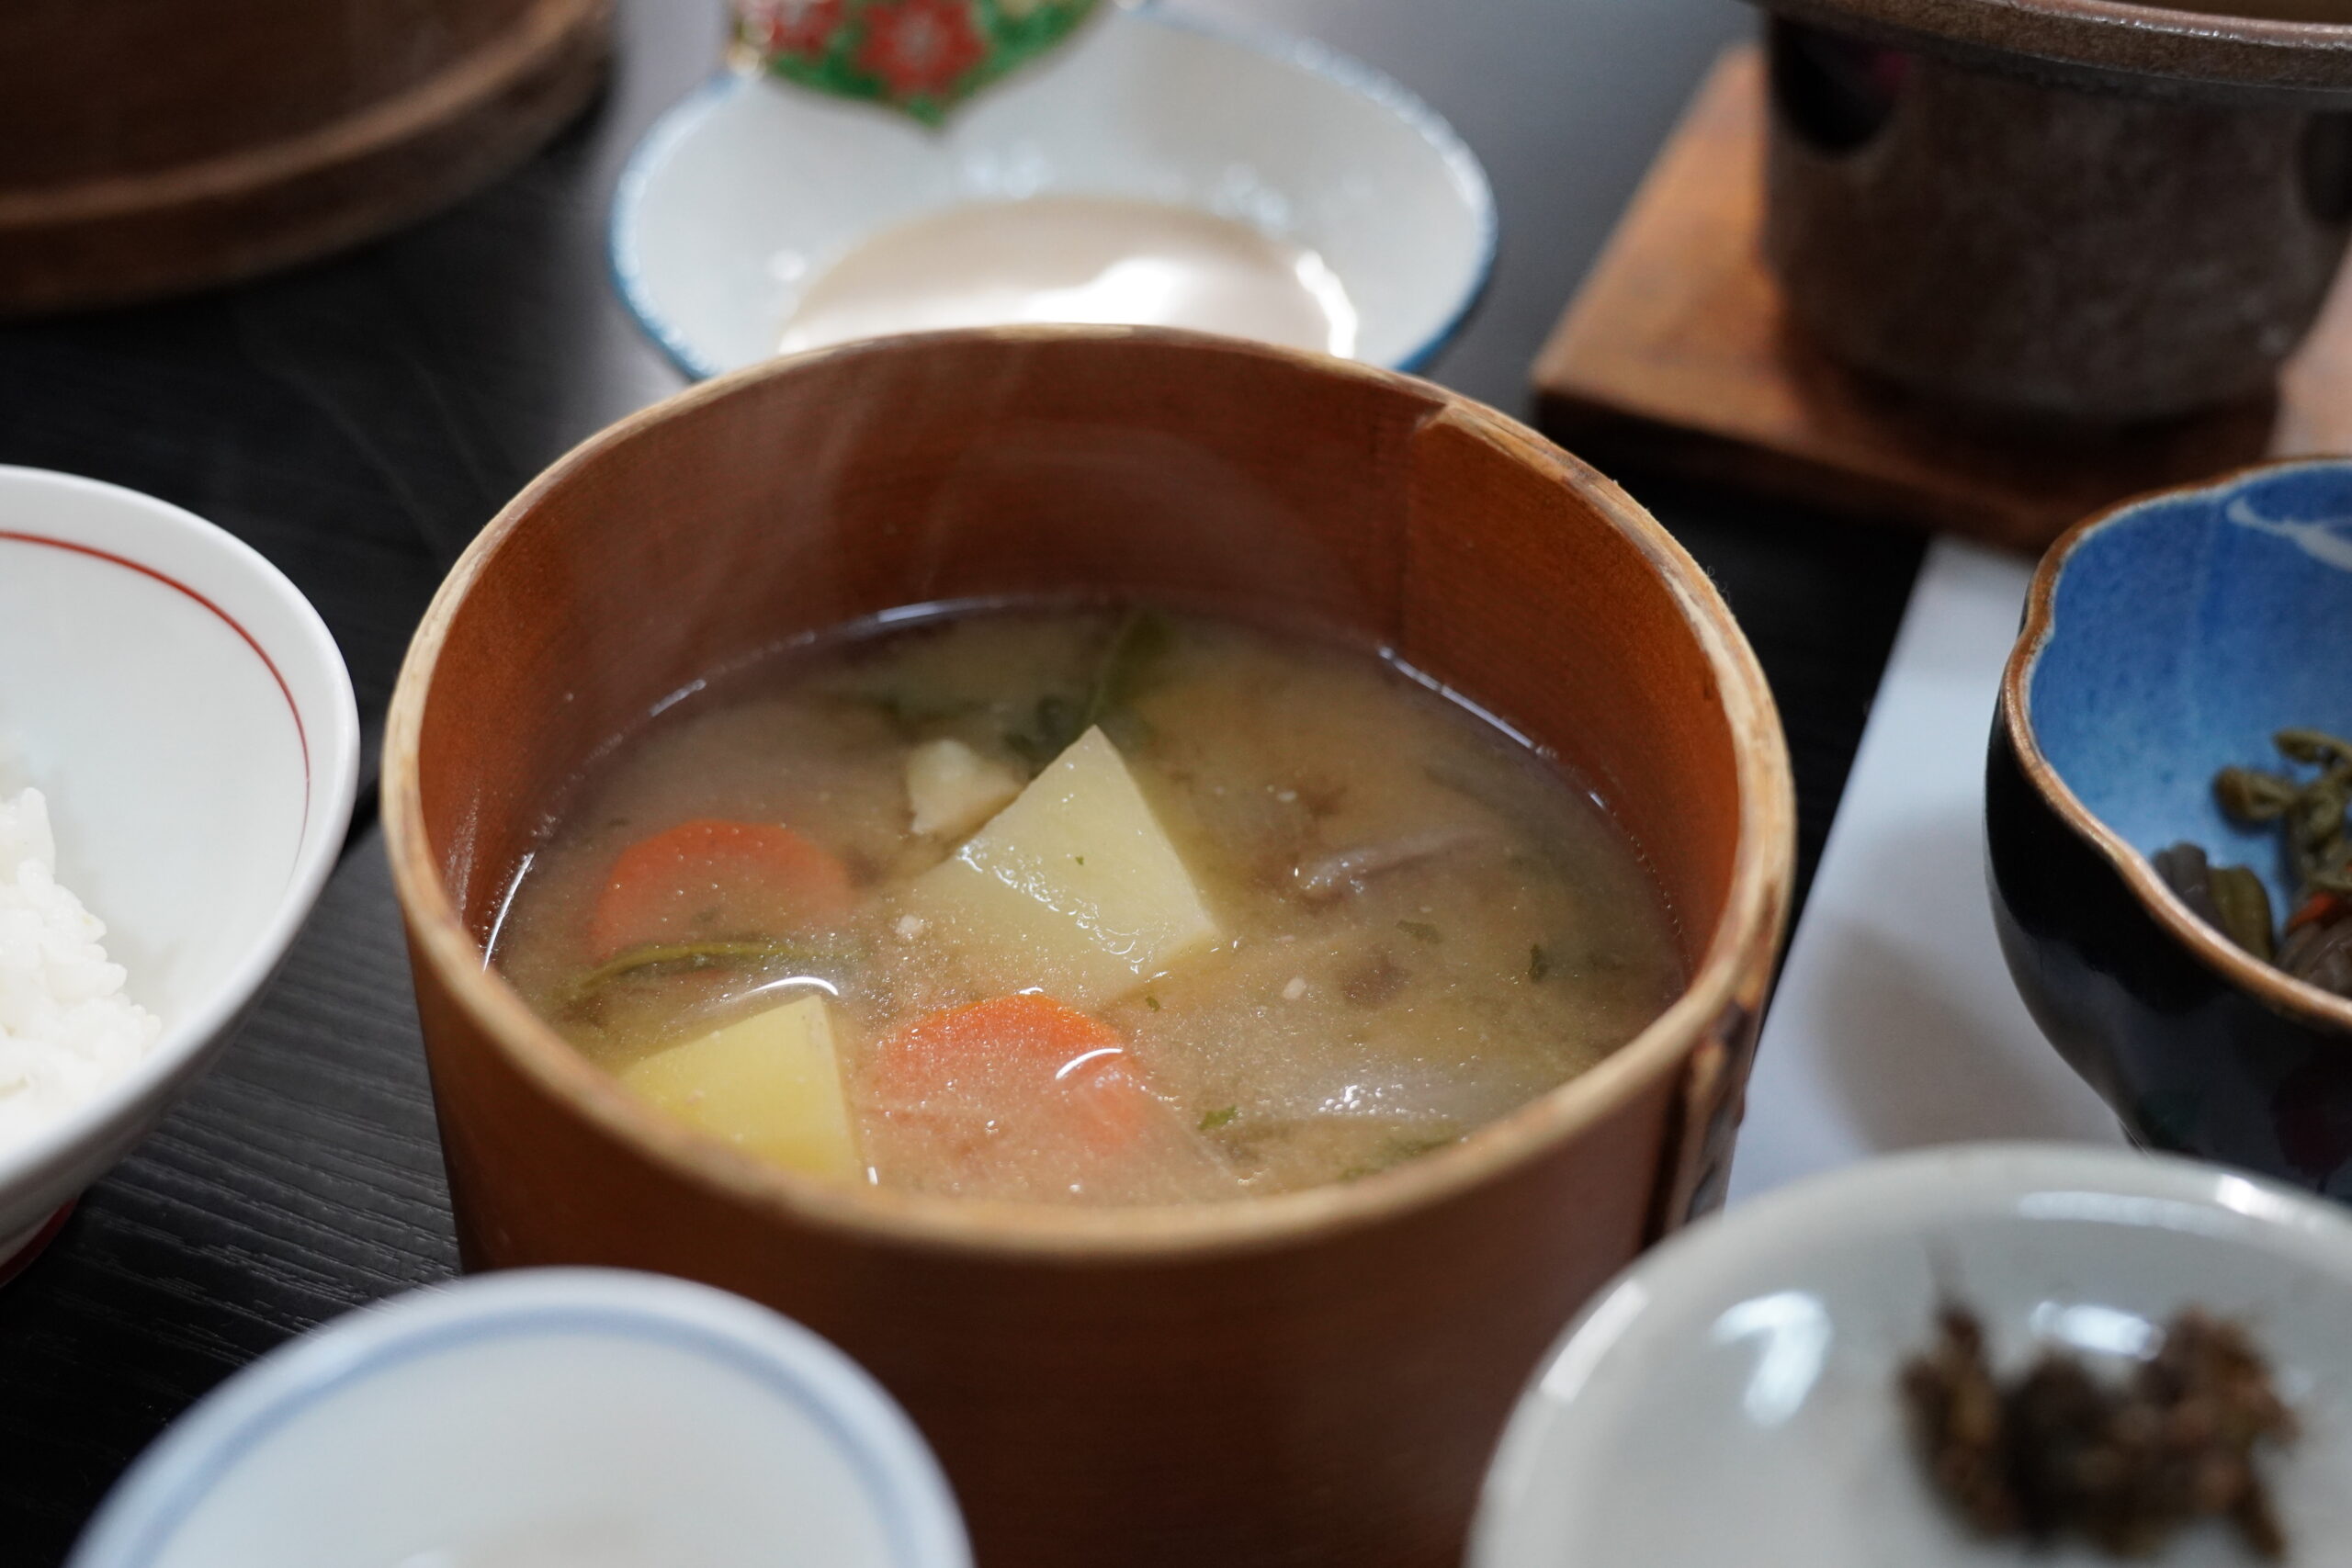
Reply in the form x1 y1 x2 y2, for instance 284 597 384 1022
1901 1304 2296 1560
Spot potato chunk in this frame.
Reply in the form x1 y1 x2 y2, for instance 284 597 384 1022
617 993 859 1179
906 727 1218 1006
905 737 1023 839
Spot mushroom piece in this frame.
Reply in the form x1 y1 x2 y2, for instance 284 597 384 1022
1294 828 1479 904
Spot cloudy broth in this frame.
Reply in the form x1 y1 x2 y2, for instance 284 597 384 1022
492 606 1682 1205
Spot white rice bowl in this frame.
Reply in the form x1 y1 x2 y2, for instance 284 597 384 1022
0 466 357 1267
0 788 162 1150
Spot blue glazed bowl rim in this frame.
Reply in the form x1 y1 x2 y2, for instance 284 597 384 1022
1999 455 2352 1033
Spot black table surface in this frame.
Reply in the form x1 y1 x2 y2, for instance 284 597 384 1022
0 1 1923 1558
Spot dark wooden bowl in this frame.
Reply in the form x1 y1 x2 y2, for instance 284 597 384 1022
0 0 611 313
382 327 1795 1568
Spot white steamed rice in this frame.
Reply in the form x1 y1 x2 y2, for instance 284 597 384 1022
0 787 160 1149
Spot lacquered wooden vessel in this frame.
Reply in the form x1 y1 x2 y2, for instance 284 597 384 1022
0 0 610 312
382 327 1795 1568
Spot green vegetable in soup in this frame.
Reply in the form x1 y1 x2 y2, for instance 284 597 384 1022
491 604 1687 1206
1338 1133 1459 1181
1004 609 1176 767
1081 609 1174 733
831 686 985 737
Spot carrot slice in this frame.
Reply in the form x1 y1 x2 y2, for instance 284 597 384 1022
589 818 853 962
869 995 1149 1152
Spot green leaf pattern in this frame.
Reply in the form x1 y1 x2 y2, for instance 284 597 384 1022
736 0 1103 126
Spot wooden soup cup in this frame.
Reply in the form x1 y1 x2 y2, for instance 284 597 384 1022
382 327 1794 1568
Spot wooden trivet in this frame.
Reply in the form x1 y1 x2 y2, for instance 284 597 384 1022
1532 46 2352 552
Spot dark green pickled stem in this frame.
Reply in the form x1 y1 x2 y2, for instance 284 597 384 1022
2154 842 2219 925
2174 733 2352 988
2274 728 2352 771
2215 767 2296 825
2210 733 2352 907
2207 866 2276 964
2294 781 2346 846
2154 841 2275 960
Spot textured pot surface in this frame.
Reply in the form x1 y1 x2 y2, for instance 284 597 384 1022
383 328 1795 1568
1758 0 2352 101
1763 16 2352 422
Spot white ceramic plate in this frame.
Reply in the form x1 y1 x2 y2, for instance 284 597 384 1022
611 4 1494 378
0 467 358 1270
1476 1145 2352 1568
69 1269 970 1568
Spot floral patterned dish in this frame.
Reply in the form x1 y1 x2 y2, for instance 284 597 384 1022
734 0 1104 126
610 4 1494 379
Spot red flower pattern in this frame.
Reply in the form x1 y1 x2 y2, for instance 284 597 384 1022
854 0 988 100
741 0 846 59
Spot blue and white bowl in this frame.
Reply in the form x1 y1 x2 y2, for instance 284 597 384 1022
1989 458 2352 1195
69 1269 970 1568
610 5 1495 379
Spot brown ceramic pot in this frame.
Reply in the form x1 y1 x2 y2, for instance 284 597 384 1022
1753 1 2352 423
381 328 1794 1568
0 0 610 312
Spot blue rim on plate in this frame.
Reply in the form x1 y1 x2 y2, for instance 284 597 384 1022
608 6 1498 383
67 1269 971 1568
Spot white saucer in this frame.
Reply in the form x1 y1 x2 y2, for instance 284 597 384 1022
610 4 1494 379
1475 1145 2352 1568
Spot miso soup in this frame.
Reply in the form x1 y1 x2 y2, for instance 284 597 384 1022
492 607 1683 1204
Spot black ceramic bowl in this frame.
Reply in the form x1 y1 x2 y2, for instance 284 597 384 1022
1989 460 2352 1196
